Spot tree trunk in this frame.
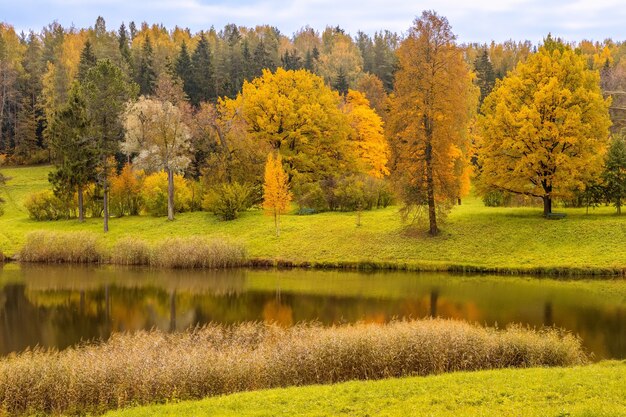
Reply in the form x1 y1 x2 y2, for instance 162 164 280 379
275 210 280 237
167 168 175 221
617 199 622 215
542 195 552 216
78 184 84 223
425 142 438 236
103 183 109 233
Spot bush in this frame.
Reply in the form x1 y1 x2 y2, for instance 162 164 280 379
294 181 329 213
24 190 68 221
110 164 143 217
0 319 586 416
110 237 151 265
19 231 103 263
203 182 254 220
141 171 192 216
151 237 246 268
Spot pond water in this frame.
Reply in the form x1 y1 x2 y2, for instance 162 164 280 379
0 264 624 359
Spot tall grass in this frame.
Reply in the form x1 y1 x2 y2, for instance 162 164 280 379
151 237 246 268
19 231 103 263
0 319 586 416
18 231 246 268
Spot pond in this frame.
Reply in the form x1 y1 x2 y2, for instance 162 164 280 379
0 264 624 359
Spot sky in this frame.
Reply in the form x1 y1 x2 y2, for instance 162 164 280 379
2 0 626 43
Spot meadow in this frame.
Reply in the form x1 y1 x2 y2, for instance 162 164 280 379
104 361 626 417
2 165 626 274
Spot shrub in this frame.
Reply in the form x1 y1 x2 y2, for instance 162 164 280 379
110 164 143 217
203 182 254 220
151 237 246 268
19 231 103 263
294 181 329 213
140 171 192 216
110 237 151 265
23 190 68 221
0 319 586 416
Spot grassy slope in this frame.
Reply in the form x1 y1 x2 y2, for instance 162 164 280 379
105 361 626 417
2 165 626 272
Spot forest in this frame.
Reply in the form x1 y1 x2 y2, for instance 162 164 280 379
0 11 625 236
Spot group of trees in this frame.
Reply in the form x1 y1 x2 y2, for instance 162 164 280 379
3 12 626 236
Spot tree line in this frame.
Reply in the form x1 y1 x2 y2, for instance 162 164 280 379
2 12 626 235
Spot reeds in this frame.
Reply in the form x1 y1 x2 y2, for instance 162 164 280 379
19 231 102 263
0 319 587 416
18 231 246 268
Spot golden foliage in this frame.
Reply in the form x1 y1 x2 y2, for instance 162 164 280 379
478 42 611 205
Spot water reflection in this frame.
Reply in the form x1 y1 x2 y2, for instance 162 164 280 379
0 264 624 359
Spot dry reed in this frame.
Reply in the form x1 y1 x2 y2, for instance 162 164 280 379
19 231 103 263
150 236 246 268
0 319 587 416
110 236 151 265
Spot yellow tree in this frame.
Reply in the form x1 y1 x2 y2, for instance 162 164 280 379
478 37 611 216
342 90 389 178
390 11 476 235
263 152 291 237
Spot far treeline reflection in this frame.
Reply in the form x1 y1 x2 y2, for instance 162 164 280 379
0 265 623 359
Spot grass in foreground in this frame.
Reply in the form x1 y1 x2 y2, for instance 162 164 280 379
105 361 626 417
3 165 626 273
0 319 585 416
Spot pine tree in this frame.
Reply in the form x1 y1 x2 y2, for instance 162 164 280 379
136 35 156 95
190 33 214 105
333 67 349 95
263 152 291 236
77 39 97 82
474 49 496 109
175 41 193 100
603 136 626 215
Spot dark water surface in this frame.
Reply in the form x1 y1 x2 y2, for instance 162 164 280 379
0 264 624 359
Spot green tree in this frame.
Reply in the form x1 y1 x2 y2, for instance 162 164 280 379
48 83 97 222
136 35 156 95
190 33 214 105
82 59 137 232
77 39 97 82
175 41 193 100
603 135 626 214
473 49 495 109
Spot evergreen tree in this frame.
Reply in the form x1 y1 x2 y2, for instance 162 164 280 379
281 49 302 71
136 35 156 95
77 39 97 82
333 67 349 95
252 40 274 78
117 23 132 66
175 41 193 99
474 49 496 109
241 39 253 81
19 32 44 152
603 135 626 215
190 33 214 105
48 83 98 222
128 21 137 41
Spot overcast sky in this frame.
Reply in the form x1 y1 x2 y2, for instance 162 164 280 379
2 0 625 43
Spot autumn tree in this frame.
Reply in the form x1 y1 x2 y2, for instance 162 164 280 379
82 59 137 232
602 135 626 214
263 152 291 236
390 11 476 235
122 96 192 221
478 37 611 216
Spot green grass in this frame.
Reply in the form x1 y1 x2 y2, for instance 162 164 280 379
3 165 626 273
104 361 626 417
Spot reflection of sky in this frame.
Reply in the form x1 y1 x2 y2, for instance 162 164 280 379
2 0 626 43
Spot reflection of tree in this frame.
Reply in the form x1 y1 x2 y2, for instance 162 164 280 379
262 300 293 326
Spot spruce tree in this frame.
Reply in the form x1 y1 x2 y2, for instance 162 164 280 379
77 39 97 82
118 23 132 66
190 33 214 105
175 41 193 99
474 49 496 109
241 39 253 81
333 67 349 96
603 136 626 215
136 35 156 96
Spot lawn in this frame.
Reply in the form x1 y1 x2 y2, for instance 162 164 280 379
104 361 626 417
2 165 626 273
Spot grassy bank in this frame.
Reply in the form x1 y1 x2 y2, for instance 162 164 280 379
0 319 585 416
105 361 626 417
3 165 626 273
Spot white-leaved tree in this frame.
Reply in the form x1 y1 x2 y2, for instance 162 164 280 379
122 97 192 221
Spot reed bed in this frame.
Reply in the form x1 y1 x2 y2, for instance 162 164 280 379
18 231 246 268
0 319 587 416
19 231 103 263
